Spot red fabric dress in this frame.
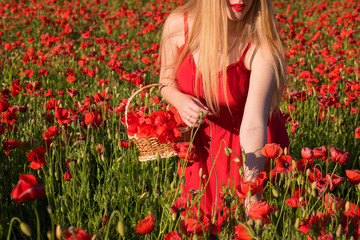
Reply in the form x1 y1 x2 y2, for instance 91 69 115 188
176 13 289 231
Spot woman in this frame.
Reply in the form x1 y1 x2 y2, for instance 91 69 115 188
159 0 289 232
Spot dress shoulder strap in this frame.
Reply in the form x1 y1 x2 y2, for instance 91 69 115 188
240 43 251 62
184 12 189 44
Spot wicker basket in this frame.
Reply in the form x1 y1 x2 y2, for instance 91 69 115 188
124 83 191 162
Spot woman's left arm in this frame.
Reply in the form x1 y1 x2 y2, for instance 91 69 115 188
240 46 275 184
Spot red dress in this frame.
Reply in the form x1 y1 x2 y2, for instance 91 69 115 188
176 13 289 231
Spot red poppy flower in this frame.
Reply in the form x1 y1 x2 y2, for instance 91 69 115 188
345 170 360 185
173 142 197 162
180 215 210 237
234 223 252 240
46 99 59 112
11 79 22 97
119 140 131 148
2 140 22 150
236 174 266 202
27 146 47 169
247 201 278 225
0 98 10 112
171 197 187 213
64 227 91 240
11 174 46 204
42 126 60 140
84 112 102 128
330 147 350 165
67 88 79 98
275 155 294 175
135 214 154 234
261 143 283 159
64 169 72 181
54 108 71 125
313 146 328 161
164 231 183 240
355 128 360 138
301 147 313 159
285 198 300 207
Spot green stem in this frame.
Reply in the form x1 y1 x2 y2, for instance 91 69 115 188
49 207 55 240
306 162 339 216
6 217 21 240
104 210 121 240
33 203 41 240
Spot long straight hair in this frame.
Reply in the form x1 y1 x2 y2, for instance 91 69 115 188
162 0 286 114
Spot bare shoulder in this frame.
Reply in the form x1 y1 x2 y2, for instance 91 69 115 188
162 11 185 47
247 44 274 72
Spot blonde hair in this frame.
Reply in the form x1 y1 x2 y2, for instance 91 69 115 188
162 0 286 114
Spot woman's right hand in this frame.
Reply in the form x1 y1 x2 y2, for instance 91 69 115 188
173 93 213 128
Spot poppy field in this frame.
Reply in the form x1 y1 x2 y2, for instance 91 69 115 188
0 0 359 239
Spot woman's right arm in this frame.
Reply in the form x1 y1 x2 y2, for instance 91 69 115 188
159 13 211 127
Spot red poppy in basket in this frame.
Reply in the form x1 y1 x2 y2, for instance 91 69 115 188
173 142 197 162
11 174 46 204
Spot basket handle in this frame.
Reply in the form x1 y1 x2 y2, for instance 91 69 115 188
124 83 177 128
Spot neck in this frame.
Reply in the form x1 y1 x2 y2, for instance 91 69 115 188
227 19 238 35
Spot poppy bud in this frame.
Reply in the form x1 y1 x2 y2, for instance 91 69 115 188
203 175 207 179
91 234 97 240
233 158 241 163
241 146 246 162
358 183 360 191
199 111 203 119
345 202 350 212
47 205 53 215
199 168 203 178
294 218 300 229
349 236 354 240
172 212 177 221
284 147 288 155
197 119 204 124
20 222 32 237
139 192 147 199
307 187 312 195
247 189 252 199
272 189 279 197
196 206 201 218
306 169 311 177
311 189 316 198
47 230 52 239
193 234 199 240
299 196 304 202
336 224 343 237
181 176 186 184
302 208 306 218
332 202 337 213
224 148 231 156
311 182 317 190
156 153 161 162
56 225 62 239
292 160 297 168
116 221 125 237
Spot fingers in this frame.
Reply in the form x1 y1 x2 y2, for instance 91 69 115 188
182 99 213 127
